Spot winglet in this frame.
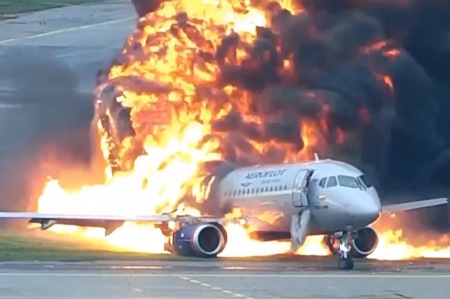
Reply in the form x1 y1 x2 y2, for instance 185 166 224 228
314 153 320 161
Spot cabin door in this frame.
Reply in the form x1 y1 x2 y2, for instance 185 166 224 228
292 169 314 207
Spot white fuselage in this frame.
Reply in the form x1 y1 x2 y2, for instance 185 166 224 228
217 159 382 238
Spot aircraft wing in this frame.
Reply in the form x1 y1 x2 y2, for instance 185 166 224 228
0 212 176 235
0 212 173 222
381 197 449 213
0 211 229 236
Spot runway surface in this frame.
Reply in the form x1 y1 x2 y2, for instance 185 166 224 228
0 0 135 92
0 259 450 298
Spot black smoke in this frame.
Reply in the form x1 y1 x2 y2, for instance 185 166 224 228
288 0 450 195
0 49 94 218
218 0 450 197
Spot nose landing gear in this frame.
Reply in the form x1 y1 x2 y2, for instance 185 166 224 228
337 231 354 270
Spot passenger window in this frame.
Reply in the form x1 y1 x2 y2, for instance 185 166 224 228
326 176 337 188
284 185 287 190
319 178 327 188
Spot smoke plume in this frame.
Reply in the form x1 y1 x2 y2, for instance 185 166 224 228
0 49 94 217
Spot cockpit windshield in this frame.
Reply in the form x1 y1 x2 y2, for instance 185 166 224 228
337 175 360 188
358 175 372 188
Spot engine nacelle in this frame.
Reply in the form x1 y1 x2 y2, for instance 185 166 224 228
171 223 227 258
350 227 379 258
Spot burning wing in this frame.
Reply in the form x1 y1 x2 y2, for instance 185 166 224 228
0 212 173 222
381 197 449 213
0 212 225 236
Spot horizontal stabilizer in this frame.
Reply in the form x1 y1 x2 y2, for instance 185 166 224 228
381 197 449 213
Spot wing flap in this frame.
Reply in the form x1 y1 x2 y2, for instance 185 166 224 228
381 197 449 213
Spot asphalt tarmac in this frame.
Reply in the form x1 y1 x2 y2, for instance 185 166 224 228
0 0 136 92
0 258 449 299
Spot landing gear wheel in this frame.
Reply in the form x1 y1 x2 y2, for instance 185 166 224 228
338 257 354 270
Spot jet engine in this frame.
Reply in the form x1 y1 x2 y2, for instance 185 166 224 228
171 223 227 258
350 227 379 258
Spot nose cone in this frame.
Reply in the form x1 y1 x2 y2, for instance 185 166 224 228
348 194 381 227
360 198 381 224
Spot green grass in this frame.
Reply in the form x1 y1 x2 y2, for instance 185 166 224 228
0 0 105 16
0 229 171 261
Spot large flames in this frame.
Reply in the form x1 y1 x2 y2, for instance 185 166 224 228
33 0 450 260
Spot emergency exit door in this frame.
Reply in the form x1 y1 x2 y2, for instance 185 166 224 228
292 169 314 207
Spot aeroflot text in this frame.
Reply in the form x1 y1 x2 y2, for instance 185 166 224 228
245 169 288 180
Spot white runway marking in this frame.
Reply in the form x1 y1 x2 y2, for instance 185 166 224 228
0 272 448 278
179 275 254 299
56 49 105 59
0 17 135 45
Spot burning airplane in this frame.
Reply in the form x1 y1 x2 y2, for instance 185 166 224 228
1 0 450 266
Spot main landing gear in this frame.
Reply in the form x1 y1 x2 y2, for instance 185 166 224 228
337 231 354 270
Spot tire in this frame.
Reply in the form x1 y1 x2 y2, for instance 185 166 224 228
338 258 354 270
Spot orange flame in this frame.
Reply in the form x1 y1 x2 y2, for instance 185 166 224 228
32 0 450 260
